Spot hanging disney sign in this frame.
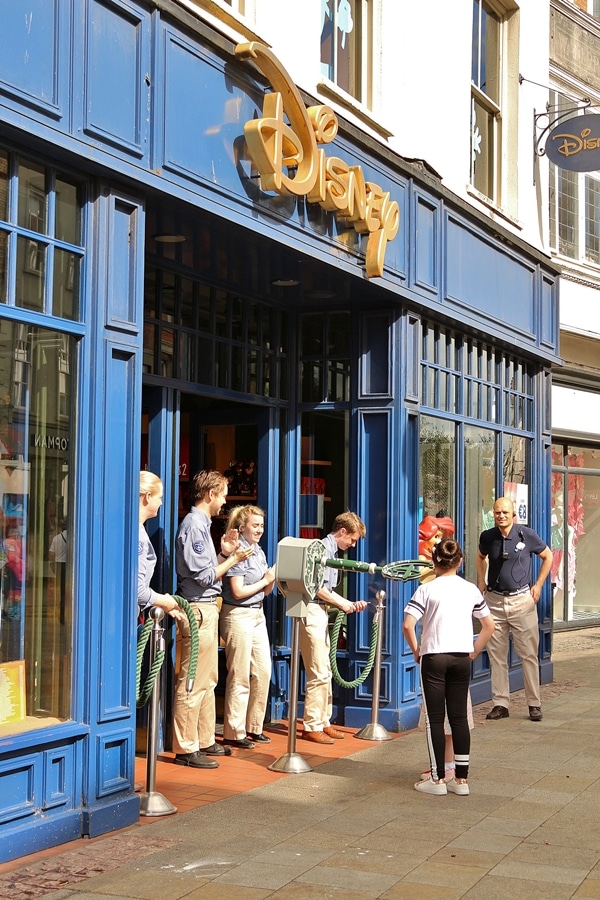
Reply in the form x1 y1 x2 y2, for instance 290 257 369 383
545 113 600 171
235 42 399 278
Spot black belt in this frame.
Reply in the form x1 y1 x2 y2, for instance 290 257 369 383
489 586 530 597
189 598 218 604
222 601 262 609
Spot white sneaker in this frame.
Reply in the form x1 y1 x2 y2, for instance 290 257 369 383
414 777 447 795
446 778 469 795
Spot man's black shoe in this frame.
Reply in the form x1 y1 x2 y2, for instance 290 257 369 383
247 732 271 743
200 742 232 756
486 705 509 720
529 706 543 721
173 751 219 769
222 737 255 749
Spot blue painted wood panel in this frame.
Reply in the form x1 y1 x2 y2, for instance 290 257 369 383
106 197 142 329
413 191 440 295
98 346 136 718
83 0 150 158
0 0 64 118
0 752 38 824
446 213 536 340
359 313 393 398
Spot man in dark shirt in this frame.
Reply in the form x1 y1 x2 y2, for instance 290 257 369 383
476 497 552 722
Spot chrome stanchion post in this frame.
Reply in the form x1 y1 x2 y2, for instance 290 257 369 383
355 590 392 741
139 607 177 816
269 616 313 773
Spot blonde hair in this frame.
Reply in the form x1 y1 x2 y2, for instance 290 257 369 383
140 470 162 496
226 504 265 532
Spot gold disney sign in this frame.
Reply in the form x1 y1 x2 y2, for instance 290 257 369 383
235 42 399 279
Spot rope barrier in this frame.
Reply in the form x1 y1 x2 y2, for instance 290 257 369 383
136 595 199 708
329 608 379 689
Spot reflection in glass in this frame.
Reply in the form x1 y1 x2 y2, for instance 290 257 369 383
300 410 349 539
16 235 45 311
52 248 79 320
0 229 7 304
419 415 456 528
55 177 81 245
0 321 75 731
464 424 496 582
0 150 7 221
18 160 46 233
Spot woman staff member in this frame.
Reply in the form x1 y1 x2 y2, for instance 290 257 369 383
220 505 276 749
403 538 495 796
138 471 186 624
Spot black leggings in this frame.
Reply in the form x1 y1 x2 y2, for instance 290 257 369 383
421 653 471 781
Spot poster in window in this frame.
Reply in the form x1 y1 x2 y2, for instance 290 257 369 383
0 660 26 726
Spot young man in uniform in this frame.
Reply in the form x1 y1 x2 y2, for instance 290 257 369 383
299 511 368 743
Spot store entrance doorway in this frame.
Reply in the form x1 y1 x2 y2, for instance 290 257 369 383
140 387 283 745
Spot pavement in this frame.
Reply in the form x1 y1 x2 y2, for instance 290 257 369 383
3 627 600 899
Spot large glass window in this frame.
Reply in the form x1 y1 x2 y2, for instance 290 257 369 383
464 424 496 582
300 410 349 539
552 443 600 625
143 266 288 400
0 148 83 320
419 325 534 584
321 0 372 105
0 322 76 733
421 322 535 430
419 415 456 526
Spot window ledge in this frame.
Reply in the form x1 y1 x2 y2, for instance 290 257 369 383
316 79 394 141
465 184 523 230
552 254 600 289
177 0 265 45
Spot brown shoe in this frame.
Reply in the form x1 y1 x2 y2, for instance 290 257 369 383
323 726 345 739
302 730 335 744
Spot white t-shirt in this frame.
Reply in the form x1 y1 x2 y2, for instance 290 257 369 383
404 574 490 656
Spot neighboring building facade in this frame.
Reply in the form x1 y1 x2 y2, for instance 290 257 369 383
547 0 600 628
0 0 559 860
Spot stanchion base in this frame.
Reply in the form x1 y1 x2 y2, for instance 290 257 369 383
139 791 178 816
354 722 393 742
268 752 313 774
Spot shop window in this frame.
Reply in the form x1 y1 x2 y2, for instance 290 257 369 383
419 415 456 528
552 442 600 625
0 321 76 734
0 149 84 321
300 410 349 539
300 311 350 403
321 0 373 106
419 325 533 583
464 424 496 582
421 322 534 430
143 266 287 399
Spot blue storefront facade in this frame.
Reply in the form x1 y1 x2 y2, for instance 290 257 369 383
0 0 560 861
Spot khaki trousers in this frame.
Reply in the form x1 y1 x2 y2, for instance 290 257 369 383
172 602 219 753
484 589 541 709
298 602 332 732
220 605 271 740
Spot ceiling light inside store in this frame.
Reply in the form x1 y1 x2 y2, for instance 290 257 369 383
307 290 336 300
271 277 300 287
153 233 187 243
